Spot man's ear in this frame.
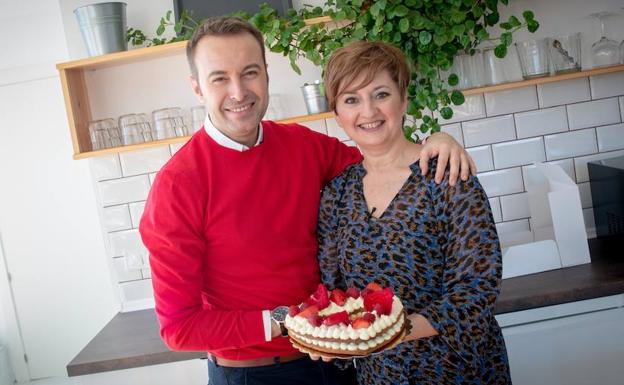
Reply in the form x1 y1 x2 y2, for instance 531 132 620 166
190 75 204 103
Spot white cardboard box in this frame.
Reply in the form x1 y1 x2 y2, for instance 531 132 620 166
501 163 590 279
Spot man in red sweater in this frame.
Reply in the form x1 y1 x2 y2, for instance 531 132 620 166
139 17 476 385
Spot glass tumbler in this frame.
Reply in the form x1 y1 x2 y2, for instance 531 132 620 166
460 49 485 88
483 47 524 85
441 54 464 89
152 107 188 139
88 118 117 150
515 38 551 79
549 33 582 74
118 113 153 145
190 105 206 132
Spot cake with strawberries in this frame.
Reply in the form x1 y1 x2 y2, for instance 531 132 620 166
285 283 406 357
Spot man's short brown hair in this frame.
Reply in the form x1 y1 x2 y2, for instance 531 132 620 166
186 17 266 78
324 41 411 111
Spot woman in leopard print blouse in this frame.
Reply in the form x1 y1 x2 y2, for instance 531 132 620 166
314 40 512 385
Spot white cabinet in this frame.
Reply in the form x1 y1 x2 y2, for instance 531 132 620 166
499 296 624 385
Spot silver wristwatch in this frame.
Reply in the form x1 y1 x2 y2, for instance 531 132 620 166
271 306 289 337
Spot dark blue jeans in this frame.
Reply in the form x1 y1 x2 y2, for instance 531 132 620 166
207 357 356 385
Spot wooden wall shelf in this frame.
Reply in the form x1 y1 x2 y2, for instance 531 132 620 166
462 64 624 96
71 112 335 160
57 22 624 160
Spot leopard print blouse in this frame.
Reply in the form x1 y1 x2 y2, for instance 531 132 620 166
316 159 512 385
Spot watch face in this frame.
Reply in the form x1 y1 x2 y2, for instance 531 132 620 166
272 306 289 322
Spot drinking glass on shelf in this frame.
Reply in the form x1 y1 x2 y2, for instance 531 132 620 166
590 12 620 68
515 38 551 79
549 33 582 74
118 113 153 145
88 118 117 150
265 94 285 121
443 51 483 90
190 105 206 132
440 55 463 89
461 49 485 88
482 46 523 85
152 107 188 139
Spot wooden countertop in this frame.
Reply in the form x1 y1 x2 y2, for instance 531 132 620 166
67 238 624 377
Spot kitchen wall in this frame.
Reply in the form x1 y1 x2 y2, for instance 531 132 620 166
0 0 622 382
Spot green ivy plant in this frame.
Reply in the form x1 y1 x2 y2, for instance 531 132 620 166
127 10 199 46
127 1 538 139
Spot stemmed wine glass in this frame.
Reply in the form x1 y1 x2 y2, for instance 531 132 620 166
590 11 620 68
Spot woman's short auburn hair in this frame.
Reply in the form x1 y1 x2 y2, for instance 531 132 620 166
324 40 411 111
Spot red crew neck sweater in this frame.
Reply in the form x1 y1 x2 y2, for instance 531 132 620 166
139 121 361 360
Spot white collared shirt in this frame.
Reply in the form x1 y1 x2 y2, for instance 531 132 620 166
203 115 263 151
203 115 273 341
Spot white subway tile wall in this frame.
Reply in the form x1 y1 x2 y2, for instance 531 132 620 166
98 175 151 207
477 167 524 197
462 115 516 147
112 256 142 282
596 123 624 152
544 128 598 160
514 106 568 139
128 201 146 228
88 73 624 306
566 98 621 130
305 119 328 135
90 154 122 181
537 78 591 108
170 142 185 155
120 279 153 302
108 229 147 259
102 205 132 232
326 118 350 141
589 72 624 99
492 137 545 169
441 123 463 146
466 145 494 172
484 86 538 117
488 197 502 223
119 146 171 177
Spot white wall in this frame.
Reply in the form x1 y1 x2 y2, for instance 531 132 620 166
0 0 124 381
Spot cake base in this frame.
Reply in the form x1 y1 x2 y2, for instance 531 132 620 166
289 313 407 359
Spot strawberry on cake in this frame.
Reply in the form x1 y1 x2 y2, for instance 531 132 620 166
285 283 406 357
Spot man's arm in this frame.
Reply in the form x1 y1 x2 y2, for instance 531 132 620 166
139 169 267 352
